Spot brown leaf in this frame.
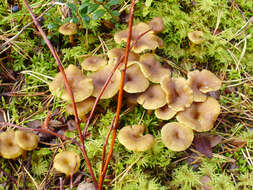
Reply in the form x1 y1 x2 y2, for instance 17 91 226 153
206 135 222 147
200 176 212 190
194 134 212 158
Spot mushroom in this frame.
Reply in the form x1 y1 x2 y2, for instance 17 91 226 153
15 130 38 151
49 64 94 102
155 104 177 120
188 30 204 45
188 70 222 102
58 22 77 45
114 22 161 53
81 55 107 71
107 48 139 70
137 84 167 110
148 17 165 34
124 64 149 93
139 54 171 83
176 97 221 132
118 125 154 151
89 65 121 99
53 151 80 176
0 131 23 159
161 76 193 112
161 122 194 151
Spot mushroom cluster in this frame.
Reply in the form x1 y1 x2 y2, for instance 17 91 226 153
0 130 38 159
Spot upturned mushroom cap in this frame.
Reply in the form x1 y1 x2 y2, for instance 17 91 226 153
188 30 204 44
59 23 77 35
176 97 221 132
155 104 177 120
89 65 121 99
66 97 95 117
15 131 38 151
137 84 167 110
124 64 149 93
161 122 194 151
139 54 171 83
148 17 165 34
49 64 94 102
188 70 222 102
114 22 161 53
118 125 154 151
81 56 107 71
108 48 139 70
0 131 23 159
161 76 193 112
53 151 80 176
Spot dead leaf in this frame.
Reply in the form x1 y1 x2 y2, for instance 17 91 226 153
200 176 212 190
194 134 212 158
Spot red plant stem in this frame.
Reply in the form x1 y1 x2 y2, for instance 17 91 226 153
98 0 135 189
22 1 97 188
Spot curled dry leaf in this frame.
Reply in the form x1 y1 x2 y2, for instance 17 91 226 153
194 134 212 158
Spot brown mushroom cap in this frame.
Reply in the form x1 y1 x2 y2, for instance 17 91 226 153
139 54 171 83
161 76 193 112
89 65 121 99
58 23 77 35
49 64 94 102
108 48 139 70
53 151 80 176
176 97 221 132
188 70 222 102
137 84 167 110
66 97 95 117
118 125 154 151
188 30 204 44
124 64 149 93
0 131 23 159
114 22 161 53
161 122 194 151
81 56 107 71
155 104 177 120
15 131 38 151
148 17 165 34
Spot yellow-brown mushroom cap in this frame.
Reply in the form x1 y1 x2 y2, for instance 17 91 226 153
161 122 194 151
53 151 80 176
124 64 149 93
81 56 107 71
188 30 204 44
114 22 160 53
89 65 121 99
49 64 94 102
15 130 38 151
66 97 95 117
155 104 177 120
148 17 165 34
0 131 23 159
188 70 222 102
161 76 193 112
137 84 167 110
59 23 77 35
176 97 221 132
118 125 154 151
139 54 171 83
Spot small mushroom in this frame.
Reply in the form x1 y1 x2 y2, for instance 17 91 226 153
155 104 177 120
53 151 80 176
66 97 95 117
89 65 121 99
118 125 154 151
58 23 77 45
161 76 193 112
15 130 38 151
124 64 149 93
49 64 94 102
188 70 221 102
137 84 167 110
161 122 194 151
148 17 165 34
81 56 107 71
176 97 221 132
0 131 23 159
139 54 171 83
188 30 204 45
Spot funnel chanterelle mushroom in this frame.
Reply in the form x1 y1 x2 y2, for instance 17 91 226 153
81 55 107 71
188 69 222 102
118 125 154 151
49 64 94 102
188 30 204 44
176 97 221 132
59 23 77 36
161 122 194 151
148 17 165 34
15 130 38 151
155 104 177 120
66 97 95 117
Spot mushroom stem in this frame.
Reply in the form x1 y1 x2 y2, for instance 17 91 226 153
69 35 75 46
